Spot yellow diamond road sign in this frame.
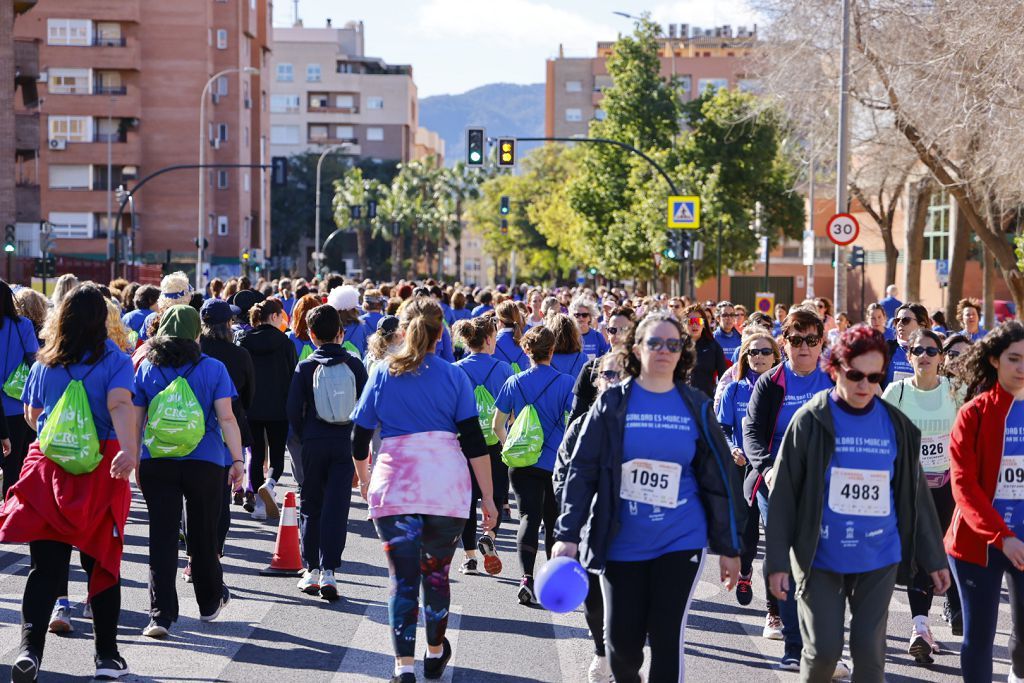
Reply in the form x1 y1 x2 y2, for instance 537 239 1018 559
668 196 700 229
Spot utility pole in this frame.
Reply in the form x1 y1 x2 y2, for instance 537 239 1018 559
756 201 768 293
833 0 852 312
806 146 816 299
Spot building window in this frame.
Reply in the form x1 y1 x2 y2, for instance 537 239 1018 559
271 125 300 144
367 127 384 142
48 115 92 143
337 62 354 74
269 94 300 113
49 212 94 239
217 216 229 236
565 108 583 122
217 123 228 142
243 172 250 192
335 94 355 109
565 80 582 93
366 96 384 109
924 189 951 261
216 29 228 50
308 124 329 142
306 64 321 82
49 68 92 95
48 164 91 190
698 78 729 93
677 75 692 94
276 63 293 82
217 170 229 189
93 22 123 46
738 79 762 93
47 19 91 46
216 76 229 96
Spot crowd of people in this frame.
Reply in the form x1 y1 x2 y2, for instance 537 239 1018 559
0 270 1019 683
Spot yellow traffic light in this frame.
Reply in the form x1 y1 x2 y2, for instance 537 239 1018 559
497 137 516 168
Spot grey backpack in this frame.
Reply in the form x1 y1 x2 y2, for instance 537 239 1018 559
312 362 357 424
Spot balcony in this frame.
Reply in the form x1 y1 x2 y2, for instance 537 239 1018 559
48 133 141 166
46 189 113 213
14 40 38 82
93 84 128 96
45 89 140 119
15 184 40 223
92 36 127 47
93 130 127 143
46 41 140 71
15 112 38 154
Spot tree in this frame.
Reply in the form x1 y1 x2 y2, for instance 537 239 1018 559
439 161 488 280
331 168 370 277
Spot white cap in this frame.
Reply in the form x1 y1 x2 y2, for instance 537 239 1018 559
327 285 360 311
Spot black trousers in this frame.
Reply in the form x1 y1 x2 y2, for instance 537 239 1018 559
508 465 557 576
22 540 120 659
740 499 761 577
140 459 226 622
461 444 505 551
247 419 288 489
183 466 231 557
299 437 354 571
2 414 34 498
602 549 705 683
585 570 605 657
908 482 961 618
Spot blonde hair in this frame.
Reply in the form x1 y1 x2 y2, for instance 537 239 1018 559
51 273 79 307
14 287 49 333
389 297 444 376
106 298 132 351
158 271 192 311
495 299 525 344
736 332 781 381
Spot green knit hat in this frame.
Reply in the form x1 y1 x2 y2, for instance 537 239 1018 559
156 304 201 340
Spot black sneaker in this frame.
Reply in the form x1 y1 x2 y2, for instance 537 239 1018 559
232 490 244 506
423 638 452 680
11 650 39 682
518 576 537 605
243 491 255 513
390 674 416 683
200 585 231 622
736 573 753 606
951 610 963 637
459 558 478 575
95 654 130 680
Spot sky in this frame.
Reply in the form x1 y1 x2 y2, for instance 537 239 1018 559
273 0 763 98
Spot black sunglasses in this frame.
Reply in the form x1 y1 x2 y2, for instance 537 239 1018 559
574 312 590 319
842 366 886 384
599 370 621 381
606 326 620 335
786 334 821 348
910 346 941 357
645 337 683 353
945 350 963 358
747 348 775 357
894 316 917 326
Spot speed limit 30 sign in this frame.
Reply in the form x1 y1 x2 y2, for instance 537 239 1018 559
827 213 860 246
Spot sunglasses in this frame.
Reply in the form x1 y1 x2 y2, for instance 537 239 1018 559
574 312 590 319
645 337 683 353
910 346 941 357
687 316 705 327
747 348 775 357
606 326 620 335
842 366 886 384
945 350 963 358
894 316 917 326
719 312 737 319
599 370 622 381
785 334 821 348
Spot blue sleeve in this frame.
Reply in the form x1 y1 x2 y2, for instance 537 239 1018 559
598 332 610 356
131 366 151 407
494 375 517 414
20 319 38 356
452 368 478 422
717 382 737 446
436 326 455 363
22 361 43 407
351 363 381 429
106 351 135 397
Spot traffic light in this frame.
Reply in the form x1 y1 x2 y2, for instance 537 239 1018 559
194 237 209 250
587 266 598 276
849 245 865 267
242 249 250 262
466 127 485 166
3 224 15 254
271 156 288 187
662 246 679 261
367 200 377 219
497 137 516 168
500 219 508 235
499 196 510 215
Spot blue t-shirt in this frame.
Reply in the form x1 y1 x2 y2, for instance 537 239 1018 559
2 316 40 415
714 328 742 361
717 374 757 452
121 308 151 336
435 324 456 363
772 321 783 337
969 328 988 342
771 363 834 459
451 308 472 323
352 353 477 438
883 327 896 341
287 331 314 359
279 296 296 317
471 304 494 317
343 321 369 358
139 311 160 341
22 339 134 440
579 328 610 360
440 302 455 328
494 329 528 373
814 396 901 573
133 355 237 465
551 351 588 379
995 400 1024 534
494 365 574 472
360 311 384 340
887 344 914 387
607 385 707 561
454 353 514 400
880 296 902 321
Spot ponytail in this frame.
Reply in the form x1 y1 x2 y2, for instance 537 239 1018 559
389 297 444 376
496 299 525 344
453 316 495 351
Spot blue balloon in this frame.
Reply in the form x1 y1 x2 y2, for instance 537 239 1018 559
536 556 589 613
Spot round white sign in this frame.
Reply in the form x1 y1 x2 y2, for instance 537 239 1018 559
827 213 860 246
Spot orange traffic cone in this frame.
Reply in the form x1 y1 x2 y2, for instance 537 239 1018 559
259 491 304 576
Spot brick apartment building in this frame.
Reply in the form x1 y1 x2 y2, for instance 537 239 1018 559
13 0 271 279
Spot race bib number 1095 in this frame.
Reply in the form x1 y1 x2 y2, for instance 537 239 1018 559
620 459 682 509
996 456 1024 501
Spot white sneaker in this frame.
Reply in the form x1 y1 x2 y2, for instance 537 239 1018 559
258 479 279 518
763 613 784 640
319 569 339 601
1010 670 1024 683
48 599 73 634
832 659 851 680
252 496 267 521
297 569 320 595
587 655 613 683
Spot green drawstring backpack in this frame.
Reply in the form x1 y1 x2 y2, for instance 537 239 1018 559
38 359 105 475
3 322 30 400
299 343 315 361
501 375 561 468
472 365 501 447
144 362 206 458
342 341 362 360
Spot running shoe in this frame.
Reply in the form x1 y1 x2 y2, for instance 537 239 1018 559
390 674 416 683
94 654 130 680
232 489 244 506
459 558 478 575
297 569 320 595
83 601 92 619
735 573 753 606
251 496 267 521
832 660 852 679
423 637 452 680
200 585 231 622
477 535 503 576
762 613 784 640
243 491 255 513
11 650 39 682
587 654 613 683
1011 670 1024 683
142 619 170 639
951 610 963 637
518 576 537 605
48 598 73 634
778 653 800 671
909 627 937 664
319 570 339 601
258 480 280 519
181 562 193 583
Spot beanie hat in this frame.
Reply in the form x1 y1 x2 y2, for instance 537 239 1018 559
327 285 360 312
156 304 201 340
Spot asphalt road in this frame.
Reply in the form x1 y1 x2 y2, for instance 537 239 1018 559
0 472 1017 682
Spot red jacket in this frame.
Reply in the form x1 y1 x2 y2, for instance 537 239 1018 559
945 383 1015 565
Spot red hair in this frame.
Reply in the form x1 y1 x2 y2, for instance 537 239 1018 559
824 323 889 376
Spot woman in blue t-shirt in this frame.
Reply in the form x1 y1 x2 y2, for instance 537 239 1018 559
552 314 742 683
493 300 529 373
0 279 40 498
547 313 589 379
453 316 514 577
570 297 610 360
133 305 243 640
493 326 575 606
351 297 496 683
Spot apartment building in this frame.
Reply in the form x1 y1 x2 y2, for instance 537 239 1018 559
14 0 272 277
270 20 443 163
545 23 760 138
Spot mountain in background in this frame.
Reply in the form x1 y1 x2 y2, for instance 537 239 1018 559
419 83 546 166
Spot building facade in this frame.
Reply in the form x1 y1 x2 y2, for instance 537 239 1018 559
545 23 759 138
13 0 271 277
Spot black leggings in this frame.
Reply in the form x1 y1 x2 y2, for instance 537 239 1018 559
183 467 231 557
602 549 705 683
2 415 34 498
740 499 760 577
908 482 961 617
22 541 120 659
247 419 288 489
508 466 557 576
585 571 605 657
461 443 505 551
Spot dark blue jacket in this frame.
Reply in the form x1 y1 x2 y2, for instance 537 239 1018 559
286 344 368 442
554 379 745 571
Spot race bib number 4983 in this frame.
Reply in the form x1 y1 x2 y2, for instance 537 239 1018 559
620 459 682 509
827 467 891 517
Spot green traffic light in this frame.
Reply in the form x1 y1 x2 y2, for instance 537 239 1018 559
470 151 481 162
663 248 677 259
3 244 14 253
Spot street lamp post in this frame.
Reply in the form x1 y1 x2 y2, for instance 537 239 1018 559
314 143 351 275
197 66 258 291
833 0 852 313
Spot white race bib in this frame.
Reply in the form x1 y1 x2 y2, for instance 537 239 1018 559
893 370 913 382
996 456 1024 501
828 467 891 517
920 434 950 473
621 459 681 509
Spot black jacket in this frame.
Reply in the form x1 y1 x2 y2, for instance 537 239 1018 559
569 356 601 423
741 363 787 502
237 324 297 422
691 335 726 399
554 379 746 571
553 413 586 503
286 344 367 442
200 336 256 448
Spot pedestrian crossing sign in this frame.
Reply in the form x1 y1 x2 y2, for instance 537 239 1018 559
668 196 700 229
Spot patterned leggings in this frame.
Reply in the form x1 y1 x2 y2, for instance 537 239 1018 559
374 514 466 658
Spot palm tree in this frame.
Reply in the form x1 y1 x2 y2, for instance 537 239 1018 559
332 167 369 276
372 180 412 281
440 162 487 281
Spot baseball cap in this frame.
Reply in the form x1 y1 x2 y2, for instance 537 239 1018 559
377 315 400 338
200 298 241 325
230 289 264 315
